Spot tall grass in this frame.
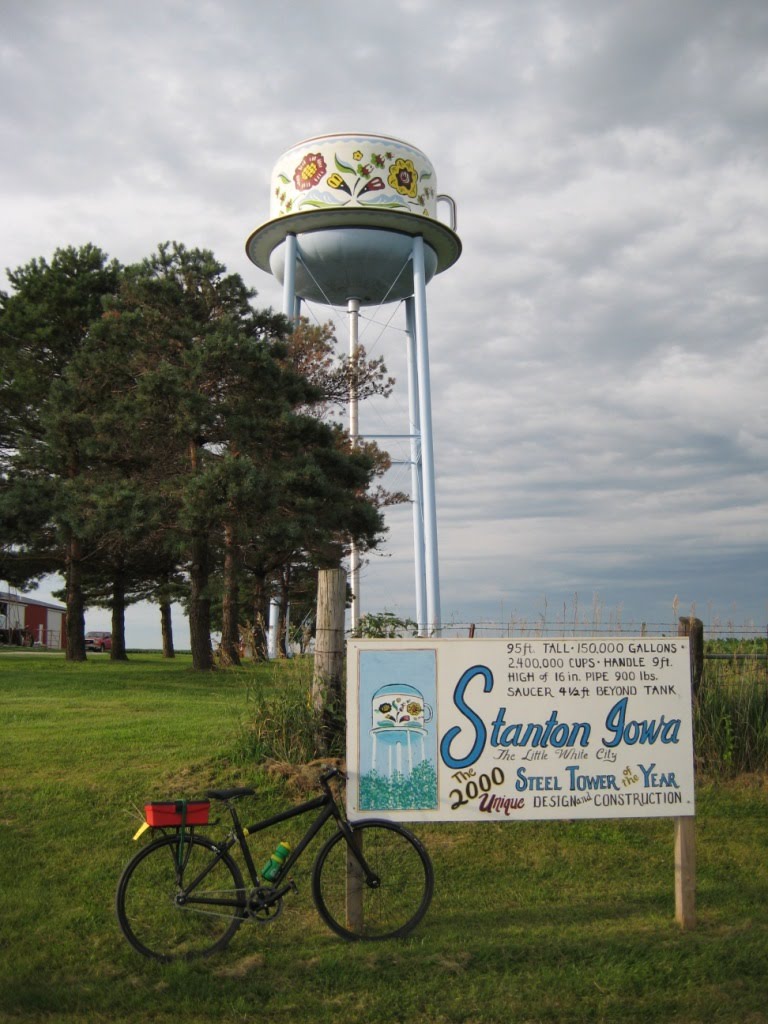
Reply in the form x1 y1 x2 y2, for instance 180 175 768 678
694 646 768 776
233 656 345 767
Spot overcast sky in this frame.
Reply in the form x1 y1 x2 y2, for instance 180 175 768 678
2 0 767 645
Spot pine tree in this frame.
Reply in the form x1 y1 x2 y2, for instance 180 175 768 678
80 242 385 669
2 241 394 668
0 245 122 660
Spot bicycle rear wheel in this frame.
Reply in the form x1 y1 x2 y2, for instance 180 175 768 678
312 820 434 940
116 834 245 961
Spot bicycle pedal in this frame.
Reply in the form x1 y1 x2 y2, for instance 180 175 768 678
273 879 297 900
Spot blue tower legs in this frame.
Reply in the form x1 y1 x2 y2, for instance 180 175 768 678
276 231 441 637
405 298 427 635
411 236 441 636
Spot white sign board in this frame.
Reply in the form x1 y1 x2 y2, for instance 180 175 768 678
346 638 695 822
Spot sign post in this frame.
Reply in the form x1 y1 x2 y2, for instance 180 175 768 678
675 816 696 929
347 637 696 925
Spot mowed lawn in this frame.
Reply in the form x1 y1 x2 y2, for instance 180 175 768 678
1 652 767 1024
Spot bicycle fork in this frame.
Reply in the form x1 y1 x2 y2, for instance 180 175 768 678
336 819 381 889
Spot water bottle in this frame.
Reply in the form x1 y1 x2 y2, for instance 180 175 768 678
261 841 291 881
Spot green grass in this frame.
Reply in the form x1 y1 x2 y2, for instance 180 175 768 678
1 652 767 1023
695 649 768 775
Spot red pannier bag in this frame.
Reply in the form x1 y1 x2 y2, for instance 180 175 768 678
145 800 210 827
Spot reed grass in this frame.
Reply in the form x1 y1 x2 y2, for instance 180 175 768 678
694 644 768 776
234 656 345 766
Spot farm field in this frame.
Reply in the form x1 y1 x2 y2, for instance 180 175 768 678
0 652 766 1024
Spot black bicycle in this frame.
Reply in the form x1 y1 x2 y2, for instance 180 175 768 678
116 768 434 961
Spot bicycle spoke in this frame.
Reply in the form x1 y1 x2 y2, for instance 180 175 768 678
312 821 434 940
116 836 245 961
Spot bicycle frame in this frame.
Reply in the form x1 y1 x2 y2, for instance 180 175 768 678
176 781 377 913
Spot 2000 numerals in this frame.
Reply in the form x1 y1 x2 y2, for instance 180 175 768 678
450 767 505 809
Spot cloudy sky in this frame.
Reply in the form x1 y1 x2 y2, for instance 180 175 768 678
2 0 767 645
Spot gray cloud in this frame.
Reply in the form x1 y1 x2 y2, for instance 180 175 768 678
2 0 766 642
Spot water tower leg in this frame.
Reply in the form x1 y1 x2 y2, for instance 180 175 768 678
405 298 427 636
267 598 279 660
265 233 299 657
411 237 441 635
348 297 361 632
282 233 297 319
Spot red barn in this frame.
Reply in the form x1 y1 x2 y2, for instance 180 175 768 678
0 591 66 649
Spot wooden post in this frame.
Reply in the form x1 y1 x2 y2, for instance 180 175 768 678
312 568 347 754
313 567 364 930
346 829 364 934
678 616 704 699
674 816 696 929
675 616 699 928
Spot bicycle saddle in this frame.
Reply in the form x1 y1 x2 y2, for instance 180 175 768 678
206 787 256 801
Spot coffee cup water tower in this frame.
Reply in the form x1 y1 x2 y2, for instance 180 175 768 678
246 133 461 636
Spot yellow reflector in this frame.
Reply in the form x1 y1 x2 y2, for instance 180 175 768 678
132 821 151 841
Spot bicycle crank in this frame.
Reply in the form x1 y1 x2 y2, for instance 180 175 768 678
246 880 297 923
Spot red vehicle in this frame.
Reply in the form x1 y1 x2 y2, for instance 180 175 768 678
85 631 112 652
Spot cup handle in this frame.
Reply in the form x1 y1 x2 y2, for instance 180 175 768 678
423 703 433 723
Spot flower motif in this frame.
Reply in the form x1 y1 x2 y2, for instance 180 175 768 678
358 177 385 197
328 172 352 195
388 158 418 198
293 152 327 191
353 150 363 161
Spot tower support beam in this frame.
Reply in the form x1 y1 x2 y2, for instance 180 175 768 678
411 236 441 635
405 297 427 635
266 233 299 658
348 297 361 632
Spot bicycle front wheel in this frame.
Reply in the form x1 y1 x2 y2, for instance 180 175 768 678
116 834 245 961
312 820 434 940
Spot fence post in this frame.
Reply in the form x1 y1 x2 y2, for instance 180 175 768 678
312 568 347 754
675 615 700 929
678 616 704 699
346 828 365 934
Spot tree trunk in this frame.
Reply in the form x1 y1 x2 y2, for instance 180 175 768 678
65 531 86 662
189 532 213 671
312 568 347 755
110 564 129 660
220 521 241 666
277 565 292 658
186 439 213 670
160 600 175 659
250 570 269 661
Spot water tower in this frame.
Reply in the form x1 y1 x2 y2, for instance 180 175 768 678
246 133 461 636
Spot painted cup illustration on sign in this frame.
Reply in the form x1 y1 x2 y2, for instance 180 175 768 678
372 684 433 730
370 683 433 782
358 651 438 812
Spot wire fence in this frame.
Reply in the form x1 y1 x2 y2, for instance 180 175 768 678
433 620 768 642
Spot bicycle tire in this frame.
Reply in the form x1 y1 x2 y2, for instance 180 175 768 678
116 833 245 961
311 819 434 941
